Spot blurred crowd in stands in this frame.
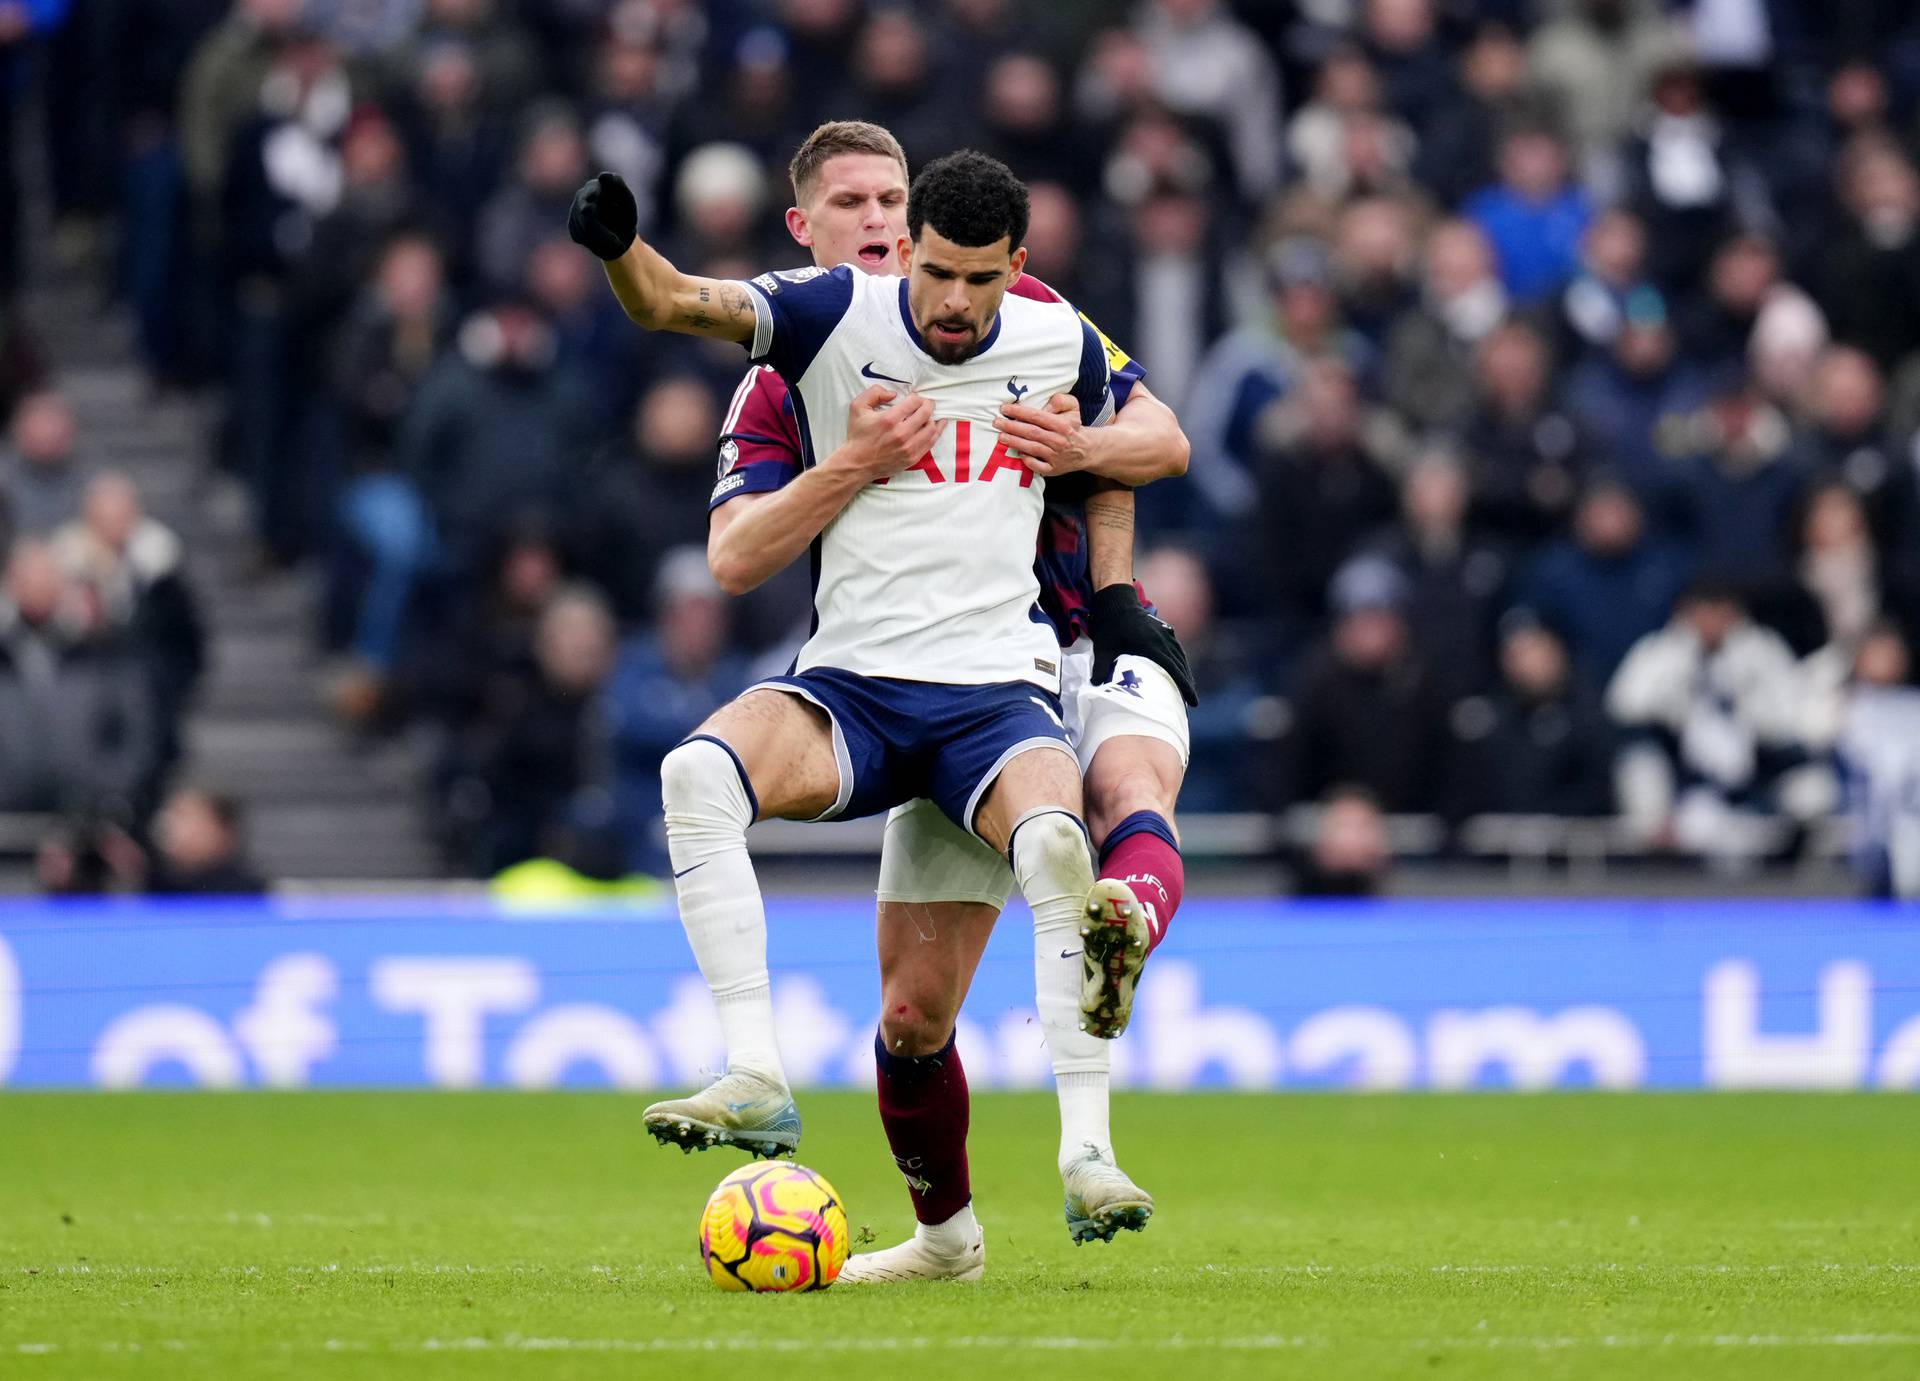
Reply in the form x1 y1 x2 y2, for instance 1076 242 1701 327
6 0 1920 894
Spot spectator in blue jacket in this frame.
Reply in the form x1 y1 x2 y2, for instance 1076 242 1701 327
1562 285 1709 517
1519 477 1690 691
1464 121 1592 305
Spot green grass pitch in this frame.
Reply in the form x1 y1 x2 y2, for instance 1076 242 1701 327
3 1092 1917 1379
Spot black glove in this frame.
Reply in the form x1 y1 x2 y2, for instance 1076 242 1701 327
568 171 638 261
1090 583 1198 706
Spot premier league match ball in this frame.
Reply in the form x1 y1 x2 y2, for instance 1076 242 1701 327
699 1161 849 1292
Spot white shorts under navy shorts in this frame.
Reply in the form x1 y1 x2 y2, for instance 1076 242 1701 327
877 639 1191 909
749 668 1076 836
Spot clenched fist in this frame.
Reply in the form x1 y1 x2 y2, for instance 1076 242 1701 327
568 171 638 261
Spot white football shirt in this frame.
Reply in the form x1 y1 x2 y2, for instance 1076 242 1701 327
734 264 1114 691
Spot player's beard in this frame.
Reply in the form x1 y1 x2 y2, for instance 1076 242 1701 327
922 318 979 364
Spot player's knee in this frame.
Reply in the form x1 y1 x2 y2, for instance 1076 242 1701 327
1008 809 1092 893
1087 747 1181 844
878 996 956 1057
1089 777 1175 845
660 737 755 829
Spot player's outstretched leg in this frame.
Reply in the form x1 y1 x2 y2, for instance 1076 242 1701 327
645 732 800 1158
1006 804 1155 1242
839 1029 986 1285
1041 954 1155 1244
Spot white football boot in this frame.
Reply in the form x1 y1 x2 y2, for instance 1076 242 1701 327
1062 1144 1154 1244
1079 878 1151 1038
837 1216 986 1285
642 1068 802 1158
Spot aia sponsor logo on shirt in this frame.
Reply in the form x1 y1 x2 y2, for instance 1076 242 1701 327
873 418 1035 489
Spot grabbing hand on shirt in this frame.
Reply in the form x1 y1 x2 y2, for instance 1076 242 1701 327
829 385 946 484
996 392 1097 477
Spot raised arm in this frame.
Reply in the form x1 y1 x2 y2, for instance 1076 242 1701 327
568 172 758 342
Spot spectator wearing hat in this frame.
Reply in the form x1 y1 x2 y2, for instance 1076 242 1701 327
1519 478 1690 690
665 141 774 270
1562 284 1710 511
665 25 807 170
603 548 751 873
1280 553 1452 814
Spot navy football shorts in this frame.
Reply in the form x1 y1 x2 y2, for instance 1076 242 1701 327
747 668 1074 837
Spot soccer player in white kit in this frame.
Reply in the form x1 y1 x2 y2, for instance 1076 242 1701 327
697 123 1195 1279
568 148 1182 1276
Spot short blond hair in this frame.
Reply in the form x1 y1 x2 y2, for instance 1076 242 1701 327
788 121 908 204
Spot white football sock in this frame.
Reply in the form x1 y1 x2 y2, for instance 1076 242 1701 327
660 737 786 1087
915 1200 978 1254
1007 808 1113 1171
1053 1067 1114 1171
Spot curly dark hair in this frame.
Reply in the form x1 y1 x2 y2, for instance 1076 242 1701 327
907 150 1029 250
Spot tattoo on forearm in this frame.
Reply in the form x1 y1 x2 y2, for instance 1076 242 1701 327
684 309 716 329
1090 506 1133 539
699 287 711 302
